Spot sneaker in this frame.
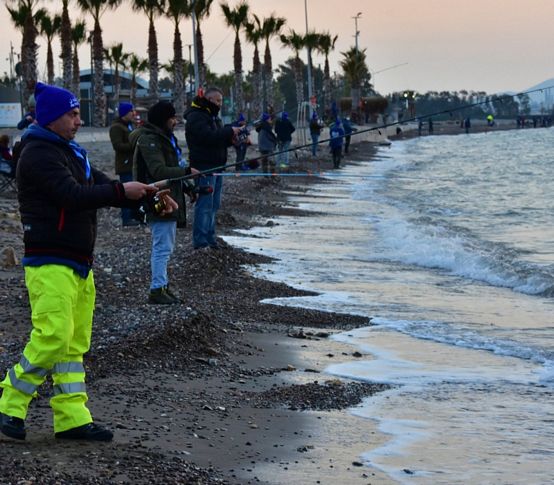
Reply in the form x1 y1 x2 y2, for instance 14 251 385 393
148 287 178 305
55 422 113 442
0 412 26 440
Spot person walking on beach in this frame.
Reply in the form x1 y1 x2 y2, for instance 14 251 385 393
309 111 322 157
0 83 176 442
329 118 345 169
342 116 357 154
274 111 295 169
231 113 249 171
131 101 192 304
184 87 240 249
109 102 138 227
255 112 278 175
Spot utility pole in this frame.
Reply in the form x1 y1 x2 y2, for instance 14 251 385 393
353 12 362 54
186 43 193 101
304 0 313 116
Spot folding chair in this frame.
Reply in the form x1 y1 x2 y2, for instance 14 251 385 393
0 159 17 192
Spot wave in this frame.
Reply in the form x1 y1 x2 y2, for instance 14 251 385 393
372 215 554 297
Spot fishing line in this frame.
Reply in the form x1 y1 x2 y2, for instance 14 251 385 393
157 84 554 188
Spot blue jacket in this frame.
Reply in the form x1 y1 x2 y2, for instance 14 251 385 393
329 124 345 149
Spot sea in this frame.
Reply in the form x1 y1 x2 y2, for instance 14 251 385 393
224 128 554 484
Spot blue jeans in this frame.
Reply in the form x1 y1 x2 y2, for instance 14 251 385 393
149 220 177 290
311 134 319 156
119 171 133 224
277 141 291 166
193 174 222 248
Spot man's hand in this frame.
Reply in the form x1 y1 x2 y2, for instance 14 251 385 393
155 188 179 215
122 181 158 200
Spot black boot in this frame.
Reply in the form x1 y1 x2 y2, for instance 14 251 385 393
148 287 178 304
0 412 26 440
55 422 113 442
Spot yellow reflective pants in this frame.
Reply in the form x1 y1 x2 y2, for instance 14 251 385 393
0 265 95 432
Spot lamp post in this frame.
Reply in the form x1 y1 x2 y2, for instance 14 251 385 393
353 12 362 54
304 0 314 116
88 30 94 127
186 43 193 101
191 0 200 95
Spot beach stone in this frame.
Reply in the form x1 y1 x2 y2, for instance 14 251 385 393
1 246 18 268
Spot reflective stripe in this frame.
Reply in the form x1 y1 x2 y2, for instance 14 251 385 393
8 368 39 395
19 356 49 377
52 362 85 374
53 382 87 395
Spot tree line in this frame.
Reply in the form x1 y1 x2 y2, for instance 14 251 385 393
5 0 374 127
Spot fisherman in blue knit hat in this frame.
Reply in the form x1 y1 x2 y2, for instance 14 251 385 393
109 101 137 226
274 111 295 169
231 112 249 171
0 83 176 443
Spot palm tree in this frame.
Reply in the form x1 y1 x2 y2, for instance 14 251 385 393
280 30 305 110
244 14 262 117
40 13 61 84
316 32 338 111
6 1 46 107
77 0 122 127
220 0 249 116
60 0 72 89
104 43 129 106
339 47 370 118
260 14 285 112
166 0 191 118
303 30 321 105
128 54 148 105
132 0 165 102
70 19 87 96
192 0 213 88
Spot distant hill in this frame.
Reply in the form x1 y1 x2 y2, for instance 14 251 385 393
521 78 554 113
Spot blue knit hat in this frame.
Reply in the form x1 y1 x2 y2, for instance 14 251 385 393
237 112 246 122
35 82 80 127
262 112 270 121
281 111 288 121
118 102 134 117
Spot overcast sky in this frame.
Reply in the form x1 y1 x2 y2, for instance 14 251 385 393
1 0 553 95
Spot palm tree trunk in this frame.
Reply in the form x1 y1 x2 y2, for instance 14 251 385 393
173 24 185 118
148 16 159 101
233 31 243 115
92 20 106 127
251 46 261 117
21 11 38 107
60 2 72 89
71 45 80 96
114 66 120 106
131 75 137 106
196 23 205 88
351 87 361 118
324 57 331 112
294 55 304 109
263 41 272 111
46 41 54 84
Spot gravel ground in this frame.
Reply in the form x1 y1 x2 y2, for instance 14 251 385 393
0 139 390 484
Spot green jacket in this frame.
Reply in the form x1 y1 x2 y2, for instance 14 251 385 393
130 122 188 224
109 118 133 175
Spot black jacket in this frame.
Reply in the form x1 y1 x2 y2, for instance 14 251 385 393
17 133 128 267
184 96 234 172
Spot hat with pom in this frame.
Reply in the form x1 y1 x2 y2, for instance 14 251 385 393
237 112 246 122
35 82 80 127
261 112 271 122
118 102 134 118
147 101 176 129
281 111 288 121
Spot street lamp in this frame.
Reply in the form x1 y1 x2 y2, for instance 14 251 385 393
353 12 362 54
191 0 200 95
186 43 193 101
304 0 314 116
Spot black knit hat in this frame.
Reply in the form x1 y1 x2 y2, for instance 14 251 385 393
147 101 176 128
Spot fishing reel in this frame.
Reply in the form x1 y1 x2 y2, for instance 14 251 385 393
234 126 250 145
139 192 167 217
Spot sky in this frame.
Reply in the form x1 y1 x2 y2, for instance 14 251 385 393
1 0 554 96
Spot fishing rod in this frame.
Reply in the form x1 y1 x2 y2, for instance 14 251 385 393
153 84 554 190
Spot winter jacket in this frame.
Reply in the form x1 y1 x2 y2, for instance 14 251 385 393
184 96 234 172
309 118 322 136
130 122 188 225
17 124 129 272
329 123 345 150
274 119 296 143
256 121 278 152
109 117 134 174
